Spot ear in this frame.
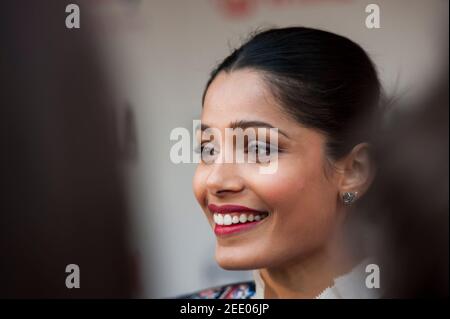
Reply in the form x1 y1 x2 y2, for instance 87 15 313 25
335 143 375 200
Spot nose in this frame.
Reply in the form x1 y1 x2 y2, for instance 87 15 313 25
206 162 245 197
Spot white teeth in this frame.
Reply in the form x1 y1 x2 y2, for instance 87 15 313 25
213 212 268 225
239 214 247 223
223 214 232 226
216 214 224 225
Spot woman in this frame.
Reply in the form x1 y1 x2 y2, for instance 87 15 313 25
187 27 381 299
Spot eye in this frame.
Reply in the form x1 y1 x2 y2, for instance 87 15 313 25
247 140 279 162
199 142 218 164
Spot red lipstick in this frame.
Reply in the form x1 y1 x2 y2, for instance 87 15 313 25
207 204 268 236
214 221 264 236
207 204 265 214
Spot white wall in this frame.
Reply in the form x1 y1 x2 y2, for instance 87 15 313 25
94 0 448 298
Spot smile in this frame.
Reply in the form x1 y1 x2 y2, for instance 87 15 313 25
213 212 269 225
208 204 269 236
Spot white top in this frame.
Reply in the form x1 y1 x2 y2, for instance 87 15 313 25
252 259 381 299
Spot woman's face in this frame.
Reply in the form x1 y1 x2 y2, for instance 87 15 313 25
193 69 343 270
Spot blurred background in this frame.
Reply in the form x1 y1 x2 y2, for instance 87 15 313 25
1 0 448 298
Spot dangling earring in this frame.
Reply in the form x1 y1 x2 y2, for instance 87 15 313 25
342 191 358 206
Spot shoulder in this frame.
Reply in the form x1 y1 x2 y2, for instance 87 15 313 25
177 281 256 299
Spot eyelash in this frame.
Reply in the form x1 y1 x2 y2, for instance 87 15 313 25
246 140 281 156
194 143 215 154
195 141 282 163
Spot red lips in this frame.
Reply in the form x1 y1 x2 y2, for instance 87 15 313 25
207 203 265 214
207 203 268 236
214 221 263 236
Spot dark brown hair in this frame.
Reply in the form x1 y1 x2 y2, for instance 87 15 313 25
203 27 381 160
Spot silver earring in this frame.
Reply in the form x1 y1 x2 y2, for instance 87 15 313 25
342 191 358 205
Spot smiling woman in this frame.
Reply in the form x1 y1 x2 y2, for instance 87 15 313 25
185 27 382 299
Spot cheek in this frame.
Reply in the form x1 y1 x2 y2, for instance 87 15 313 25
250 171 305 208
246 158 314 209
247 158 338 246
192 165 207 206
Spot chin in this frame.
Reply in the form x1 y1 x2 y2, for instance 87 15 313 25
215 257 255 271
215 246 268 270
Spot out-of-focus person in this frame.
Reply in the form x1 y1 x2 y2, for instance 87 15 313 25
360 73 449 298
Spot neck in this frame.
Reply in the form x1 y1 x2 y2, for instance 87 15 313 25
260 230 360 299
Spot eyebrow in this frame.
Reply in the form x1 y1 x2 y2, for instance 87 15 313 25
198 120 289 138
